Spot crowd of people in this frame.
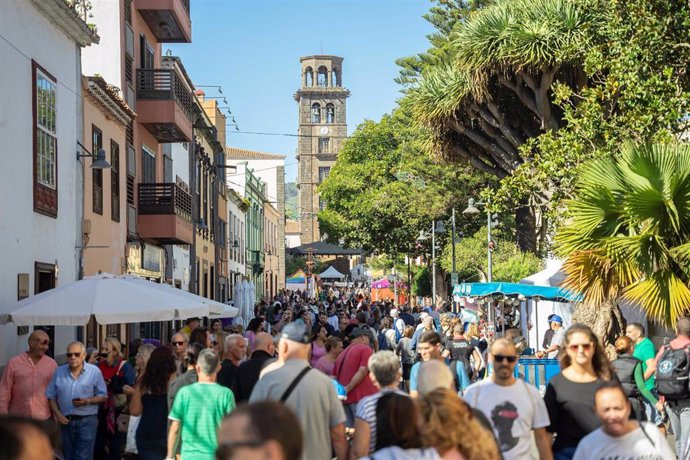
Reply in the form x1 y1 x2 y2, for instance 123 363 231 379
0 288 688 460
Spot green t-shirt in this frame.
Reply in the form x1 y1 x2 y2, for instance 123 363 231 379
633 337 656 390
169 382 236 460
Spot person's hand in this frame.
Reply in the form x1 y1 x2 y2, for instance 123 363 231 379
535 351 544 359
122 384 134 395
72 398 88 407
54 412 69 425
655 401 665 413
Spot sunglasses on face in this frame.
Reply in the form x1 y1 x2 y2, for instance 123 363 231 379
569 343 593 352
66 352 82 358
173 341 185 346
493 354 518 363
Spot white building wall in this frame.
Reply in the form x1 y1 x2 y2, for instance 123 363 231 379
0 1 84 366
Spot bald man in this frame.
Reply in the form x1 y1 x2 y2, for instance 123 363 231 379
0 330 57 420
233 332 276 403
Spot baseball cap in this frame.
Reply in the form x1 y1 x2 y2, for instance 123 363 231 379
350 327 374 340
280 322 310 344
550 315 563 324
547 314 555 322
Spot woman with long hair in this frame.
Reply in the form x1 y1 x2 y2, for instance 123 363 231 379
129 346 177 460
244 316 265 357
95 337 136 460
189 326 211 349
314 336 343 377
133 343 156 379
362 392 440 460
544 323 614 460
417 388 501 460
310 325 328 368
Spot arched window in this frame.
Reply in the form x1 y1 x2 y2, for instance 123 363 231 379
311 103 321 123
332 69 339 87
326 103 335 123
304 67 313 87
317 66 328 87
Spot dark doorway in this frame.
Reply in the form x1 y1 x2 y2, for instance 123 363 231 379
34 262 56 358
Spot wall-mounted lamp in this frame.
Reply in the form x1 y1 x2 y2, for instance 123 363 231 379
76 141 110 169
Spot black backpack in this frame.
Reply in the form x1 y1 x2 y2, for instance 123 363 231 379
655 345 690 400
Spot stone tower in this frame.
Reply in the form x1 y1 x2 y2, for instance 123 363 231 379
295 55 350 243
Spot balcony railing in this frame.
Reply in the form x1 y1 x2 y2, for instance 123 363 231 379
136 69 193 121
138 183 192 222
181 0 190 14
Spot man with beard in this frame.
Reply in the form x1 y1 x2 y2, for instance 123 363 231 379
464 339 552 460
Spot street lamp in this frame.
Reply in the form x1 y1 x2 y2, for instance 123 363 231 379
417 220 446 308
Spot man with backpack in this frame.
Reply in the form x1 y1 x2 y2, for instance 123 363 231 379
443 324 484 382
653 316 690 454
409 331 470 398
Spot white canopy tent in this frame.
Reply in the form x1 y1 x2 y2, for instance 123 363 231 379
319 266 346 280
0 273 231 326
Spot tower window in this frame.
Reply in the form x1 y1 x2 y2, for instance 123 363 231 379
304 67 313 87
326 103 335 123
319 166 331 183
332 69 339 87
317 66 328 87
318 138 330 154
311 103 321 123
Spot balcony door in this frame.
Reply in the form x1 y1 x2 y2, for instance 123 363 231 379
139 35 154 70
142 145 156 183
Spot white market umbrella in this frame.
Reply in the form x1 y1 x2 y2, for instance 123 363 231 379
0 273 226 326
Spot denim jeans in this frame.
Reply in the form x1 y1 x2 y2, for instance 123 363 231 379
667 399 690 454
553 446 577 460
61 414 98 460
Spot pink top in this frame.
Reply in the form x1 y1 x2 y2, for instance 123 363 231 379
0 353 57 419
314 356 336 376
310 342 326 368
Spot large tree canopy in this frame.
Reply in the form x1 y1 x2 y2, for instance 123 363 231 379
404 0 690 252
318 108 490 256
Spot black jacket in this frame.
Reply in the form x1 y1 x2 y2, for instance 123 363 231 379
216 359 240 392
233 350 276 403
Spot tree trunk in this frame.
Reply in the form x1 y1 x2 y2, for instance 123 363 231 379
515 204 538 253
571 299 626 360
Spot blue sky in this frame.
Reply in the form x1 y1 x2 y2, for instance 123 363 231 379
169 0 435 181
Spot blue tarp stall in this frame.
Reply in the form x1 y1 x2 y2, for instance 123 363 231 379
452 282 582 302
452 282 583 352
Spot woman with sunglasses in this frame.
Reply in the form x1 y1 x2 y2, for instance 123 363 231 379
543 323 614 460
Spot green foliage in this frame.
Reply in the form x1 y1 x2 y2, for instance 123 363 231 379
441 228 543 282
556 141 690 326
413 266 432 297
318 106 492 255
493 0 690 221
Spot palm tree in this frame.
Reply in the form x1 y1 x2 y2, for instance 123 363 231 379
557 141 690 331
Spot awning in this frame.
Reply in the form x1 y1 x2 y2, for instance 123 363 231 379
289 241 362 256
452 282 582 303
319 266 346 279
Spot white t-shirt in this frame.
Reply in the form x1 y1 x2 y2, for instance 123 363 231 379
547 327 565 358
573 422 674 460
464 378 550 460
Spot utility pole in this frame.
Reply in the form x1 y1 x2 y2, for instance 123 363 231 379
451 208 457 312
432 220 436 308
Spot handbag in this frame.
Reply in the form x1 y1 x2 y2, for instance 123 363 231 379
124 415 140 454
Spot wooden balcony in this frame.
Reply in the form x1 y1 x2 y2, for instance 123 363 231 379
138 183 193 245
136 68 193 143
136 0 191 43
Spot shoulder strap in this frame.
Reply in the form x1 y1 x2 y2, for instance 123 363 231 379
116 358 126 375
279 366 311 403
337 346 353 379
639 422 656 449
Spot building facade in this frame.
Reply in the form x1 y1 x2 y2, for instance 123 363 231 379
295 55 349 243
264 202 281 300
0 0 98 365
226 148 286 292
81 76 134 278
227 188 247 302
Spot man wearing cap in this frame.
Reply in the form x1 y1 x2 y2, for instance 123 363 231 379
334 327 378 428
250 323 348 460
542 314 556 350
536 315 565 359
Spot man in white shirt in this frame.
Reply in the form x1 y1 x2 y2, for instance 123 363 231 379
573 382 674 460
536 315 565 359
465 339 553 460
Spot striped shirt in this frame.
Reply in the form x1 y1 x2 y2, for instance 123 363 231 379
355 388 407 454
